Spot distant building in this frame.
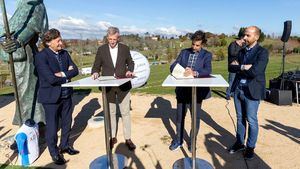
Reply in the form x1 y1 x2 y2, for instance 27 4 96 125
151 37 158 41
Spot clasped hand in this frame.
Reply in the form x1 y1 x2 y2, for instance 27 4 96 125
0 38 20 54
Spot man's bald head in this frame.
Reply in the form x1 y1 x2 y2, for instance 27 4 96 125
243 26 261 47
246 26 261 37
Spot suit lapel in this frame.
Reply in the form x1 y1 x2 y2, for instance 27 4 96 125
104 44 115 68
45 48 61 71
59 51 67 71
242 44 260 64
194 48 205 66
197 48 205 59
115 44 122 69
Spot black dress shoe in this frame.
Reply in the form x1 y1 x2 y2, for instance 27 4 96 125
52 154 66 165
60 146 80 155
125 139 136 151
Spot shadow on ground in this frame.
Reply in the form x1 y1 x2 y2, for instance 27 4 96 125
0 93 14 109
262 119 300 144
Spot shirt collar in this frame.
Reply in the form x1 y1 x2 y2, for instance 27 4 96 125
246 43 259 52
48 47 59 55
109 43 118 50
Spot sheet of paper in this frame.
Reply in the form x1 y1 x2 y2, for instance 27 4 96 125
171 63 194 79
97 76 116 81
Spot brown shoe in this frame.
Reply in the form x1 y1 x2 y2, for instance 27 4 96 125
125 139 136 151
110 137 117 149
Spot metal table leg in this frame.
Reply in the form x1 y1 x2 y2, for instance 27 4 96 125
89 87 127 169
296 81 299 105
173 87 213 169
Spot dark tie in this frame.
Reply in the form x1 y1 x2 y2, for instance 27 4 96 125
243 48 252 64
55 54 63 70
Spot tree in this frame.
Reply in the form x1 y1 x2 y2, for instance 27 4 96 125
215 49 225 61
220 38 227 46
218 33 226 39
167 46 173 63
258 31 266 42
179 35 188 42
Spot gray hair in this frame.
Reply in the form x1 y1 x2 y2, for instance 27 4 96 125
107 26 120 36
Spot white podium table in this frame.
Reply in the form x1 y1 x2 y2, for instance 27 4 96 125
62 76 131 169
162 74 229 169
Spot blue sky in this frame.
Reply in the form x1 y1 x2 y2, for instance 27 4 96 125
3 0 300 39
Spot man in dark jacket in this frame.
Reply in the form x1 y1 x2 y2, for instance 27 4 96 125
169 30 212 151
91 27 136 151
228 26 269 160
35 29 79 165
226 30 245 100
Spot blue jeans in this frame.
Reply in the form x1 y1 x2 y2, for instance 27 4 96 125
234 85 260 148
226 72 236 97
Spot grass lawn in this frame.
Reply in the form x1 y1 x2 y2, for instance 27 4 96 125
0 164 42 169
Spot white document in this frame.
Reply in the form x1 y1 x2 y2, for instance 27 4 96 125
171 63 194 79
97 76 116 81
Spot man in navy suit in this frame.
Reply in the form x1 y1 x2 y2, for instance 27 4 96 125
228 26 269 160
169 30 212 151
35 29 79 165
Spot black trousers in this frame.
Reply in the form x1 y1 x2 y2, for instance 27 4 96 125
43 97 72 157
175 101 202 144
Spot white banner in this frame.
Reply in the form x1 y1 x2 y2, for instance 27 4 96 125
130 51 150 88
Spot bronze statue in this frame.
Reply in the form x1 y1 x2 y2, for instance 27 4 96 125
0 0 48 125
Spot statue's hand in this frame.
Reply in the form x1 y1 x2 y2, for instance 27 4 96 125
1 38 20 54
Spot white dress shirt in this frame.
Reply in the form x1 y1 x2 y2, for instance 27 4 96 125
109 44 118 68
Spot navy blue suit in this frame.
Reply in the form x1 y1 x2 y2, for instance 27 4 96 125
229 43 268 148
170 48 212 103
170 48 212 145
35 48 78 157
229 44 268 100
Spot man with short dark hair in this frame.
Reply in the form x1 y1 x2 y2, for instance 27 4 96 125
228 26 269 160
169 30 212 151
35 28 79 165
92 26 136 151
226 30 245 100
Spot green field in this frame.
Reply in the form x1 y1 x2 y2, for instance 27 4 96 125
0 53 299 96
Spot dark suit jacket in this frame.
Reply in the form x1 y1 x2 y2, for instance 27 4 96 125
229 44 269 100
35 48 78 104
170 48 212 103
91 43 134 103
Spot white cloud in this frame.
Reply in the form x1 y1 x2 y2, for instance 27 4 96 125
50 16 103 39
56 16 88 29
154 26 183 36
121 25 147 34
96 21 113 30
48 16 189 39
